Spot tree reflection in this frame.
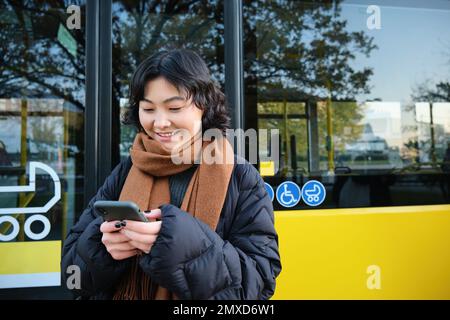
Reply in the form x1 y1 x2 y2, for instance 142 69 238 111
411 80 450 165
243 0 376 102
0 0 85 108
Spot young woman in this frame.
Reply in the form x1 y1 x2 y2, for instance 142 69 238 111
61 49 281 300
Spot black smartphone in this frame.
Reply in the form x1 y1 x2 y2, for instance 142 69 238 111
94 200 149 222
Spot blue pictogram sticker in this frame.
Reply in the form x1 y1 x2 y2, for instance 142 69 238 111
264 182 274 202
276 181 301 208
302 180 326 206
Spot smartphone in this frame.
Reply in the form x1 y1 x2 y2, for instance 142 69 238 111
94 200 149 222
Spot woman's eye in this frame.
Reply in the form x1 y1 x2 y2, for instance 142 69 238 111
143 109 154 112
169 107 182 112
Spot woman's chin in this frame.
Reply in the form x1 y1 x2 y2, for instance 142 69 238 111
157 139 175 150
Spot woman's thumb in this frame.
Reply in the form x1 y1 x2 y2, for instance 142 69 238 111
144 208 162 221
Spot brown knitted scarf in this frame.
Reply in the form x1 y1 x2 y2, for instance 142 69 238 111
112 130 234 300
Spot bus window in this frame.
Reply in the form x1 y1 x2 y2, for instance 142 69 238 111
243 0 450 209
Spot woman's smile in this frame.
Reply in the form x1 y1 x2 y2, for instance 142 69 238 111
154 131 177 142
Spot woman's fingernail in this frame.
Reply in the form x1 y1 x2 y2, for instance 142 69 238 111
115 222 122 229
121 220 127 227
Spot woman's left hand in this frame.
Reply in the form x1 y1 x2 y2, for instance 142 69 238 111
119 209 162 254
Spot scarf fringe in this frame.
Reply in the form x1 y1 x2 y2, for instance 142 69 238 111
112 255 154 300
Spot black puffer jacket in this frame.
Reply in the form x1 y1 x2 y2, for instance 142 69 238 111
61 155 281 300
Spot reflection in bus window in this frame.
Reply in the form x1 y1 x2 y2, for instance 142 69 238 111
244 0 450 209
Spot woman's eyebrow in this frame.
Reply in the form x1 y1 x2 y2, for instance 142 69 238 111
141 96 185 104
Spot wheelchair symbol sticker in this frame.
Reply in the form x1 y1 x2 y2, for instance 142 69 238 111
302 180 326 206
264 182 274 202
276 181 301 208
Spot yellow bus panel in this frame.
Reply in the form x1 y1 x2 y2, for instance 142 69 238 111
272 205 450 299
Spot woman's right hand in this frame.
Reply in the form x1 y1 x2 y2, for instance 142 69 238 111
100 221 138 260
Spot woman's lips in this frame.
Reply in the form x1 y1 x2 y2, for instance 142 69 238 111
155 131 175 142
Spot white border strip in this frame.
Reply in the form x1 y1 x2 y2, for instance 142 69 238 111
0 272 61 289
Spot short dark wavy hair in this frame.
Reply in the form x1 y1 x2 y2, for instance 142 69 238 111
122 49 230 135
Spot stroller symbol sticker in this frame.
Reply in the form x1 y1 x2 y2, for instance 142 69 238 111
276 181 301 208
302 180 326 206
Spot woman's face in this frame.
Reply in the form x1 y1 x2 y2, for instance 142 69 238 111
138 77 203 151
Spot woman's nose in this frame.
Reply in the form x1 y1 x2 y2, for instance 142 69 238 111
153 113 171 129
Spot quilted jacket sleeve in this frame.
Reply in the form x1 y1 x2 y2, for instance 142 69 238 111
61 158 132 298
138 163 282 300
